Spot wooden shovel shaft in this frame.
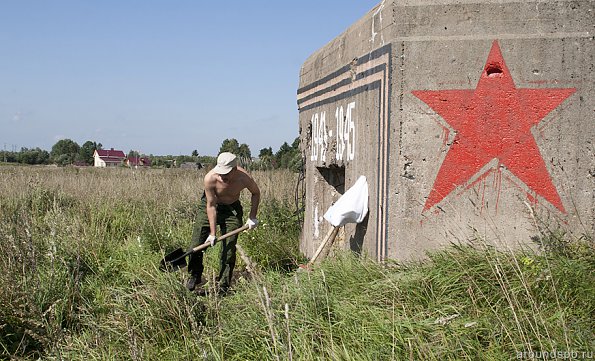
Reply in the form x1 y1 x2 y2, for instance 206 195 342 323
308 226 340 266
192 224 249 253
171 224 249 264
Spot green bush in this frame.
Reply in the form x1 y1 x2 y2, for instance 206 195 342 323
239 198 304 271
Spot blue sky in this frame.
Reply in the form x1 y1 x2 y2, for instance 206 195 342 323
0 1 379 156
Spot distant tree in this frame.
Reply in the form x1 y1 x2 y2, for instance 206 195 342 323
18 147 49 165
238 143 251 159
79 141 101 165
218 139 252 167
0 150 17 163
287 137 303 171
150 156 168 168
191 149 198 157
259 147 273 158
238 143 252 167
256 147 274 170
35 148 50 164
274 137 301 172
51 139 80 166
219 138 240 155
275 142 291 168
150 155 161 167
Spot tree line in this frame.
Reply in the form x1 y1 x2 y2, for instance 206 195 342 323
0 137 303 172
218 137 302 172
0 139 101 166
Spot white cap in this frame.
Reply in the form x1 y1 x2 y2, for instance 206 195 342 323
213 152 237 174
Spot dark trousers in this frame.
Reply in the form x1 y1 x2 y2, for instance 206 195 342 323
187 195 243 290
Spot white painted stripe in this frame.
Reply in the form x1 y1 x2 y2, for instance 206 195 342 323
298 53 390 101
378 63 390 262
298 71 385 109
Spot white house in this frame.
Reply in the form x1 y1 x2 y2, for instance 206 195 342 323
93 148 126 167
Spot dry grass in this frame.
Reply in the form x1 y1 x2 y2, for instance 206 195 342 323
0 165 298 204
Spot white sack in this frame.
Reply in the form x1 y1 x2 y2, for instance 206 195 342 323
323 175 369 227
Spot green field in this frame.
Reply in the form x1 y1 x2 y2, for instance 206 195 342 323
1 166 593 360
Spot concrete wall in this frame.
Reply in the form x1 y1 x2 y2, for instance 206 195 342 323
297 0 594 262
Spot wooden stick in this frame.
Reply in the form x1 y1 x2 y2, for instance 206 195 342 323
308 226 340 266
166 224 249 266
237 244 259 279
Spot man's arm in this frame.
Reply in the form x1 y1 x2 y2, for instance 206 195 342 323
245 174 260 220
204 174 219 236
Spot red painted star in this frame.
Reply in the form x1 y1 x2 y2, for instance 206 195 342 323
412 40 575 213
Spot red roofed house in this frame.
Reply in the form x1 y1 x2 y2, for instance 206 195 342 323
125 156 151 168
93 148 126 167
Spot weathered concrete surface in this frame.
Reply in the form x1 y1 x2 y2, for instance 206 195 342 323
297 0 594 262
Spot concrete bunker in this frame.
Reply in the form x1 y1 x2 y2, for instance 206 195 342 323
298 0 594 262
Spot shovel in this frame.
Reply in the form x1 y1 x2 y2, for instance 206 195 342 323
306 175 369 267
160 224 249 271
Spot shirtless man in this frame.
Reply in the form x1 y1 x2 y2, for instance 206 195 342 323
186 152 260 294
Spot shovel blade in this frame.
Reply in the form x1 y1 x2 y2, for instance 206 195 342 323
160 248 187 271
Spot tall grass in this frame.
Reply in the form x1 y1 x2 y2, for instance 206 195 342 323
0 166 592 360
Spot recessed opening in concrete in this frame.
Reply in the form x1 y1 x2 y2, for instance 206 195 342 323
317 165 346 195
485 63 503 77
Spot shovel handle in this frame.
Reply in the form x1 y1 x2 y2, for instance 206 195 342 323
189 224 250 254
308 225 339 266
162 224 250 269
